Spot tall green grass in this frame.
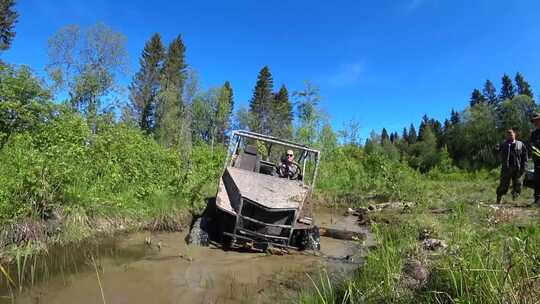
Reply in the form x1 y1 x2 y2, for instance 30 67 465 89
424 212 540 303
299 222 419 304
300 178 540 304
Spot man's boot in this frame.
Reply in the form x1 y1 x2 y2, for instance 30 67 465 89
496 194 502 204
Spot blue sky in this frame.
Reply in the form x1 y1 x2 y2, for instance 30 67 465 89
4 0 540 140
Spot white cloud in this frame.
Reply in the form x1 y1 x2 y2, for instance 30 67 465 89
328 62 364 87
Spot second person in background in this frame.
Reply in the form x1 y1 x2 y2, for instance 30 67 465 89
496 129 527 204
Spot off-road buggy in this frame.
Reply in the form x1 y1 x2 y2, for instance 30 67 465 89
188 130 321 251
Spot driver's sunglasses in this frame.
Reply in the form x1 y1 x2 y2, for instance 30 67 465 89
287 154 294 157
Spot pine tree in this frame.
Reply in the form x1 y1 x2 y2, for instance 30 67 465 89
418 115 429 141
272 85 293 139
389 132 395 143
483 80 498 105
443 119 451 131
499 74 515 101
469 88 486 107
381 128 389 145
515 72 534 98
392 132 399 144
0 0 17 51
223 81 234 114
441 118 451 147
450 109 460 125
408 124 417 144
161 35 187 94
428 118 443 147
129 33 165 134
156 35 188 148
249 66 274 134
214 83 233 143
430 119 442 136
418 121 425 142
402 127 409 143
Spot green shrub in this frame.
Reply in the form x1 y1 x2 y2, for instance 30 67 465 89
0 110 185 221
316 148 426 204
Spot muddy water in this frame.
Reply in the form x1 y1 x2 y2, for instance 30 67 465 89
4 211 369 304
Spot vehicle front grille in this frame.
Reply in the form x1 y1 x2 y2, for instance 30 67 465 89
239 198 294 238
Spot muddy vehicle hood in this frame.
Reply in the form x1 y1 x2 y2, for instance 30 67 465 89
218 167 310 212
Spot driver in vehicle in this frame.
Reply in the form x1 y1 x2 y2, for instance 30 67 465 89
277 149 302 180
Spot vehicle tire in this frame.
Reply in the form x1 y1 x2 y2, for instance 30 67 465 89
298 226 321 251
187 216 210 246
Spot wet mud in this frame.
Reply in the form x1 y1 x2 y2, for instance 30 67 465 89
2 211 370 304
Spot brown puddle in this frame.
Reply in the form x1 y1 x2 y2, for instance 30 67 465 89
2 211 369 304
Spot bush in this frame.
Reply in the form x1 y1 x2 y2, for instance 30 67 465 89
0 110 185 221
316 147 425 204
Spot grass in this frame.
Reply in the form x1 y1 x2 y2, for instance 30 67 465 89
91 256 107 304
300 174 540 304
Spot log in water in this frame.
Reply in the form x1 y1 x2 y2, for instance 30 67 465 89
319 227 366 241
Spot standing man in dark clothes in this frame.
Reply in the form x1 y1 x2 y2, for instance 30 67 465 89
496 129 527 203
530 113 540 206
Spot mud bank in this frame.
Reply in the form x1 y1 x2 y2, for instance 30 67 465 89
1 211 370 304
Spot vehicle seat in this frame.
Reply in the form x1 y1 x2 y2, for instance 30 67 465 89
235 145 260 172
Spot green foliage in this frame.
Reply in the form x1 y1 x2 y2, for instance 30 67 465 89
129 33 165 133
301 176 540 304
470 88 486 107
499 74 516 101
295 81 325 146
428 227 540 303
461 103 499 168
498 95 537 139
381 72 539 170
249 66 274 134
406 126 443 172
160 35 187 92
46 23 128 117
318 123 338 159
317 147 424 204
232 105 253 131
215 83 233 143
339 119 362 146
0 110 184 220
191 86 233 145
299 222 419 304
272 85 293 139
515 72 533 99
0 64 52 148
191 90 216 143
381 128 389 144
0 0 17 51
223 81 234 114
155 35 189 150
179 144 226 210
483 79 498 105
408 124 417 144
0 61 225 225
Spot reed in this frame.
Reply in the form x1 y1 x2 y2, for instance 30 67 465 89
91 256 107 304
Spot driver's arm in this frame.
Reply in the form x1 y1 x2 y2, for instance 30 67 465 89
291 162 302 180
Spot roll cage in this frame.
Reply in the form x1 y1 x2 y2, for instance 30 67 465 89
225 130 321 189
